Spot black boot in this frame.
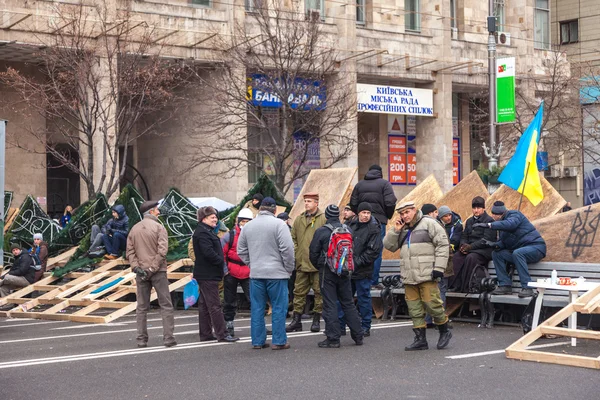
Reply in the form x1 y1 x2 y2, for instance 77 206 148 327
437 322 452 349
405 328 428 351
310 313 321 332
286 312 303 332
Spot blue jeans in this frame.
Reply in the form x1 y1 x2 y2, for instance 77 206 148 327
425 277 448 325
102 232 127 256
250 279 288 346
371 223 387 285
338 278 372 331
492 246 545 288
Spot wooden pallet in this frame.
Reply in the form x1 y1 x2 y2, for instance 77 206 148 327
0 258 193 324
505 284 600 369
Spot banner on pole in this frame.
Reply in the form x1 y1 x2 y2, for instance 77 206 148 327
496 57 516 123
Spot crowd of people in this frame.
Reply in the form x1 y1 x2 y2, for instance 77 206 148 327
0 163 549 352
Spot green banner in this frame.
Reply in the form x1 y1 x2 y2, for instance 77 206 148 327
496 57 516 123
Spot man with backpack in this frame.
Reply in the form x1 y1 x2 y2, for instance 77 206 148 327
0 244 35 297
339 202 382 337
309 205 364 348
383 201 452 351
221 208 254 336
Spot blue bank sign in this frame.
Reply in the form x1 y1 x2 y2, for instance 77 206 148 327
357 84 434 116
248 75 326 110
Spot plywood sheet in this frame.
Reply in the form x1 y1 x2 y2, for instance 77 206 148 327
486 173 566 222
435 170 489 222
289 168 358 222
533 203 600 263
383 174 443 260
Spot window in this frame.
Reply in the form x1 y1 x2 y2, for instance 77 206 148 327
450 0 457 29
404 0 420 32
305 0 325 19
494 0 505 32
357 0 366 24
190 0 210 7
534 0 550 50
560 20 578 44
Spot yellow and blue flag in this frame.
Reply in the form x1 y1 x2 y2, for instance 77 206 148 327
498 102 544 206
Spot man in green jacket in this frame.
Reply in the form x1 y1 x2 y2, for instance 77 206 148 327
287 192 326 333
383 201 453 351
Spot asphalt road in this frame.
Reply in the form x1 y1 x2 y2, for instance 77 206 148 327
0 311 597 400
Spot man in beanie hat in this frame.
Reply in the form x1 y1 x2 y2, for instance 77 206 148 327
449 196 496 293
383 201 452 351
474 201 546 298
30 233 49 282
0 245 35 297
343 204 356 225
339 202 382 336
243 193 264 218
288 192 326 333
309 205 364 347
421 204 438 219
126 200 176 348
350 164 397 287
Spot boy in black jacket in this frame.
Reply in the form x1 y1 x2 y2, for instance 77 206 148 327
309 205 364 348
0 245 35 297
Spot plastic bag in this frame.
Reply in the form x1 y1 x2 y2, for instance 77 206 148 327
183 278 199 310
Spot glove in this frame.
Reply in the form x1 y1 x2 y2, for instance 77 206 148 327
450 244 455 253
483 240 498 248
107 228 114 236
132 266 148 280
432 270 444 280
472 223 489 229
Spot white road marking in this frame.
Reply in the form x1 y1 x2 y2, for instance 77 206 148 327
445 341 571 359
0 321 413 369
0 320 68 329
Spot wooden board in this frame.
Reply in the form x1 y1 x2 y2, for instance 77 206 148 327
4 207 18 234
289 168 358 222
532 203 600 263
435 170 489 223
486 173 566 222
46 247 78 270
383 174 444 260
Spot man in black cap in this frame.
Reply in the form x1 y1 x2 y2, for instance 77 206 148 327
126 200 176 348
277 212 292 230
448 196 496 293
244 193 264 218
0 244 35 297
474 201 546 298
350 164 397 287
343 205 356 225
309 205 364 348
421 203 438 219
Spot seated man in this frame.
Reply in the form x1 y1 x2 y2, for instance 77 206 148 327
88 205 129 260
449 196 496 293
475 201 546 298
0 244 35 297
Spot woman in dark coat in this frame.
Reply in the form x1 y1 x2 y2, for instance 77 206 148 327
192 206 239 343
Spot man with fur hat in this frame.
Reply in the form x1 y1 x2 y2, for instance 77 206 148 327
288 192 326 333
475 201 546 298
350 164 397 287
449 196 496 293
0 244 35 297
383 201 452 351
126 200 176 348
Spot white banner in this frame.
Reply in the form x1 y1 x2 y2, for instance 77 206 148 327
357 84 434 116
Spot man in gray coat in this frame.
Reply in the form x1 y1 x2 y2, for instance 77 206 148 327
237 197 295 350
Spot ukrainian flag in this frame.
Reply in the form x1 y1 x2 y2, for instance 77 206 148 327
498 102 544 206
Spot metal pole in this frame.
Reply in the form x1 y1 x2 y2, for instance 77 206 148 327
486 0 498 170
0 121 5 266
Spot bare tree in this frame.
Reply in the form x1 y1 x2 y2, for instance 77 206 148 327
0 1 193 200
186 0 357 194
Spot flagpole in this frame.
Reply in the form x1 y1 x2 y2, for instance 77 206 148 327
517 161 531 211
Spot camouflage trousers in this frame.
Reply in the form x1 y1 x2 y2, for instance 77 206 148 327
405 281 448 328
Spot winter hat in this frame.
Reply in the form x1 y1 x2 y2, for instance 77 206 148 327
252 193 264 201
357 202 373 213
344 204 352 211
303 192 319 201
261 197 276 207
325 205 340 219
472 196 486 208
438 206 452 219
491 201 507 215
369 164 383 172
277 212 290 221
421 203 437 215
396 201 415 212
33 233 43 241
140 200 159 214
197 206 218 222
10 243 21 251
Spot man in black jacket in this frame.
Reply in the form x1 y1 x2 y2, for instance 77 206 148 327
448 196 496 293
309 205 364 348
339 202 382 336
0 245 35 297
350 164 397 286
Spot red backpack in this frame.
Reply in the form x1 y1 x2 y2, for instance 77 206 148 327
325 224 354 276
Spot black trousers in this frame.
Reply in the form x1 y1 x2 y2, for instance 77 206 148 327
450 251 490 293
320 268 363 342
223 274 250 322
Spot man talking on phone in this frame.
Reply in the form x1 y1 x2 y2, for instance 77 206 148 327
383 201 452 351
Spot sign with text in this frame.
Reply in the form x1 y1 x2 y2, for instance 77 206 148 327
407 154 417 185
496 57 516 123
452 138 460 185
357 84 434 116
249 75 326 110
